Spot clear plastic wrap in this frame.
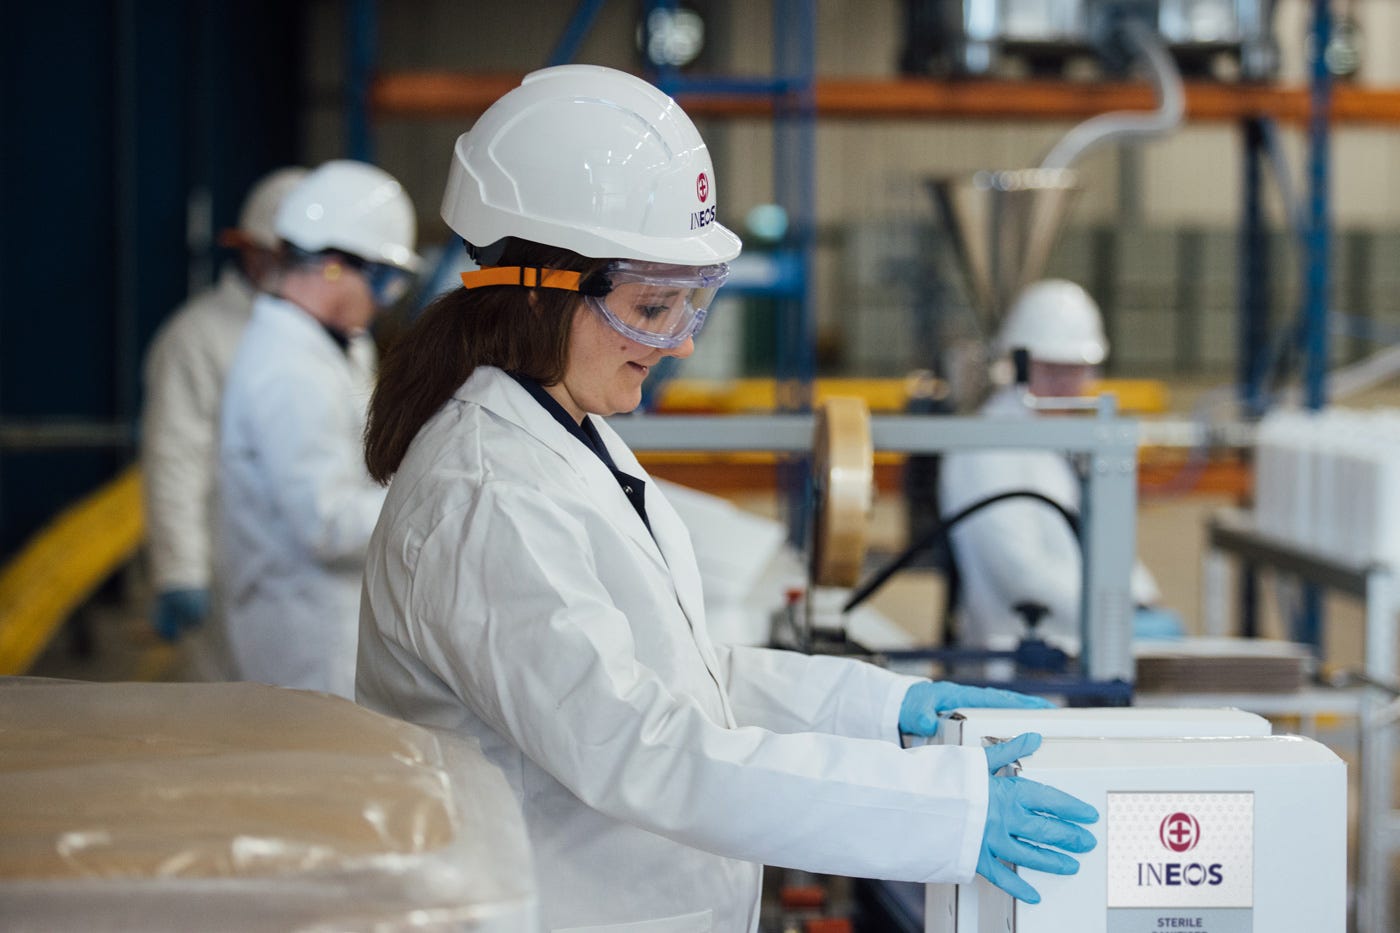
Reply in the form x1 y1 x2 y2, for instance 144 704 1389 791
0 677 538 931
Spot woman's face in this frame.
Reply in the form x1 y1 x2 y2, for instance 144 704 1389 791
546 302 694 422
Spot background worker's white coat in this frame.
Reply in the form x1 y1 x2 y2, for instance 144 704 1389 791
939 387 1160 651
357 366 989 933
215 294 383 698
140 268 255 678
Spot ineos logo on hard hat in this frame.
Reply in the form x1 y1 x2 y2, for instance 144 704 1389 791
696 172 709 203
1159 812 1201 853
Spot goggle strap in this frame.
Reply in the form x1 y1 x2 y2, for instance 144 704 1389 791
459 266 583 292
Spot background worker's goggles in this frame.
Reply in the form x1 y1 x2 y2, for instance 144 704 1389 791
348 257 415 308
460 260 729 349
301 247 415 308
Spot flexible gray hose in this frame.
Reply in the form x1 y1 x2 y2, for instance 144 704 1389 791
1039 19 1185 172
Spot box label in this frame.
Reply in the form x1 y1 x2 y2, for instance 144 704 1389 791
1107 791 1253 927
1106 908 1252 933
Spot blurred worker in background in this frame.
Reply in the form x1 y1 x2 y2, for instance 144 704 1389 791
357 65 1097 932
215 159 419 699
939 278 1183 661
140 166 307 678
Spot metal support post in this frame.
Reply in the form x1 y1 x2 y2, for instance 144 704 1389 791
1297 0 1334 655
1360 569 1397 933
346 0 377 162
548 0 610 66
1078 402 1139 684
773 0 817 549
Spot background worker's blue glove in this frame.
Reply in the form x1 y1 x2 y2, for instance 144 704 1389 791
1133 606 1186 640
152 588 210 643
980 732 1099 904
899 681 1055 737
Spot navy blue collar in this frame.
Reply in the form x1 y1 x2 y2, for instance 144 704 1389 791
320 323 351 354
507 372 651 534
507 373 616 469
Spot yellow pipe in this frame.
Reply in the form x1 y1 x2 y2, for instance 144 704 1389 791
0 464 145 674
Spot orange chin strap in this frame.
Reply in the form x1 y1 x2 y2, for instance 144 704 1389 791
459 266 583 292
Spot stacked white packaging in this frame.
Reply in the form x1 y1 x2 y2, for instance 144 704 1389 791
1254 407 1400 567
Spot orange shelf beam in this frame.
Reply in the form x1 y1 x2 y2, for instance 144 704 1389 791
373 71 1400 125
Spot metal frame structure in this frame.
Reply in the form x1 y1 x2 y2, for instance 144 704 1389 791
1234 0 1334 672
1201 507 1395 933
611 403 1141 686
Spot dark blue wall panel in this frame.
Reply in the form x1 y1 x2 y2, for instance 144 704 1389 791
0 0 304 557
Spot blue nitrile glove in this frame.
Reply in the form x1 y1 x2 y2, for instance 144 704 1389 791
1133 606 1185 640
152 588 210 642
898 681 1055 737
980 732 1099 904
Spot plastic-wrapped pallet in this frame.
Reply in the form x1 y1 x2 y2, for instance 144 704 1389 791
0 677 538 932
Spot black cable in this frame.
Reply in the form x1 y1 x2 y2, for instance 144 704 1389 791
842 489 1079 613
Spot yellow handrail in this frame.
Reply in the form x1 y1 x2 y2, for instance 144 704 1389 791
0 464 145 674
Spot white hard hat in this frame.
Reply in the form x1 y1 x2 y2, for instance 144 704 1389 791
236 167 309 249
441 64 742 266
275 160 421 272
997 278 1108 366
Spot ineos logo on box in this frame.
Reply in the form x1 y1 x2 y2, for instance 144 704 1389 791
1107 792 1253 910
1160 812 1201 853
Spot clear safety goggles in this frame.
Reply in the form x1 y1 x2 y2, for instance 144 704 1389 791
460 260 729 349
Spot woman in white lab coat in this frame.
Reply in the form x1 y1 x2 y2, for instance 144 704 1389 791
357 65 1096 933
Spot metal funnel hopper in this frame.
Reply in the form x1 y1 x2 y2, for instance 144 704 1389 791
928 168 1081 334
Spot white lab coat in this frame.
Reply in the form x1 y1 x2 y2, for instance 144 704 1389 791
357 365 988 933
938 387 1160 652
141 268 255 679
215 295 384 698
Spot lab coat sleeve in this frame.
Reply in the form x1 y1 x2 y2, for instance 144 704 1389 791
141 318 222 591
712 642 921 743
240 365 385 567
407 481 988 884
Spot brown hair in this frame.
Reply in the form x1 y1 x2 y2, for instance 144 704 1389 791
364 240 608 483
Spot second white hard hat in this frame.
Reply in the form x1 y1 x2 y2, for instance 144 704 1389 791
236 167 309 249
997 278 1108 366
275 160 421 272
441 64 742 266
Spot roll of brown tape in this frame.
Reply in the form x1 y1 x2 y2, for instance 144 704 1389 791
810 396 873 588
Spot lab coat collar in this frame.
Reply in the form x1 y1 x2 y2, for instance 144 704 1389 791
250 293 352 362
595 415 714 652
453 367 668 571
454 366 730 725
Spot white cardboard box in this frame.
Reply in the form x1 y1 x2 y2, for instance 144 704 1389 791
925 707 1308 933
929 731 1345 933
